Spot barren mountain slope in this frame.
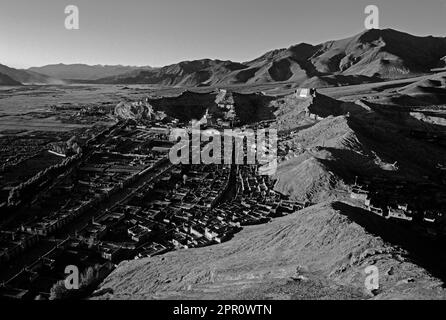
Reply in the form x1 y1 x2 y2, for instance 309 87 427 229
0 72 22 86
94 29 446 86
94 202 446 300
0 64 61 85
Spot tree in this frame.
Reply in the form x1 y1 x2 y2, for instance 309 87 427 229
80 266 96 287
49 280 70 300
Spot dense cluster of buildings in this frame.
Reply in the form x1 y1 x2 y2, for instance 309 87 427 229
0 123 175 298
1 156 306 299
96 164 234 254
0 102 306 300
71 163 304 260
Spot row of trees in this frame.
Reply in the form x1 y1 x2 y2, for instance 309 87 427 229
7 153 82 207
6 121 125 208
49 264 104 300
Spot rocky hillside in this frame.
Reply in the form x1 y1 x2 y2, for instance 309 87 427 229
114 90 280 124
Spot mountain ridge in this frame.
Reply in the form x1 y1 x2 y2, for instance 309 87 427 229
0 72 22 86
3 28 446 87
28 64 153 81
93 29 446 87
0 64 63 85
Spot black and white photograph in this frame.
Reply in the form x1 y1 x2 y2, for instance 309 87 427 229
1 0 446 309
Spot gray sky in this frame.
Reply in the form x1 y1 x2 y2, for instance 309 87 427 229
2 0 446 68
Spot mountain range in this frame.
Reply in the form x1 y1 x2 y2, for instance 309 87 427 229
2 28 446 87
0 63 62 85
28 64 153 81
